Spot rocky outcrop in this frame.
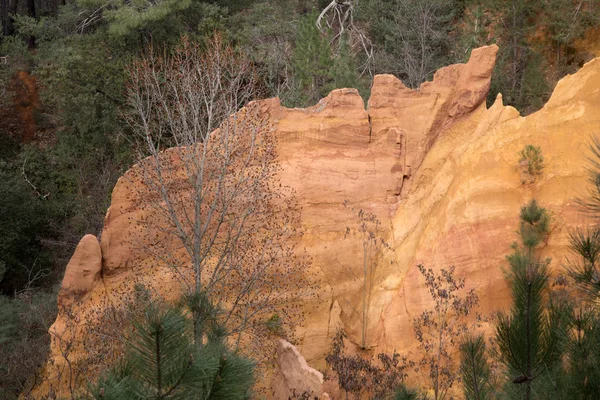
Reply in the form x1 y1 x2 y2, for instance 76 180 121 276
33 45 600 398
57 234 102 306
272 339 324 399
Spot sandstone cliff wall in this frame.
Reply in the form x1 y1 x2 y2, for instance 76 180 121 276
34 45 600 398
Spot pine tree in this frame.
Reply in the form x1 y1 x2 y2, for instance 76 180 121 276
292 11 334 106
360 0 456 88
562 306 600 398
459 334 491 400
393 385 422 400
495 200 567 400
455 4 489 62
569 136 600 299
561 135 600 397
486 0 550 113
332 33 360 91
88 301 254 400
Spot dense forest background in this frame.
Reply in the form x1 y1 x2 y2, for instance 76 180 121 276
1 0 600 398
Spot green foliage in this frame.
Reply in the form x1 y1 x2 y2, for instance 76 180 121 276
229 1 298 102
562 307 600 398
495 200 568 399
482 0 571 113
104 0 193 37
0 289 57 400
578 136 600 218
454 4 490 62
393 385 422 400
0 0 238 294
88 301 255 400
565 228 600 299
0 155 54 293
519 145 544 183
179 290 226 345
459 334 492 400
291 11 334 106
518 199 550 247
0 295 17 345
359 0 457 88
234 2 367 107
542 0 600 77
558 134 600 398
0 35 33 106
264 313 284 336
332 33 360 91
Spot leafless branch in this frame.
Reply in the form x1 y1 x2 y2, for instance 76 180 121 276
21 157 50 200
123 33 313 355
316 0 374 77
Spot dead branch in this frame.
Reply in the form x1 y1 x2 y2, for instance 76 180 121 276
22 157 50 200
316 0 374 76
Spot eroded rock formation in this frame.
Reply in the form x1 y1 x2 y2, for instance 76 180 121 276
34 44 600 398
272 339 325 399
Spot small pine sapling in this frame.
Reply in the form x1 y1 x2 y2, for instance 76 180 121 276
519 145 544 184
495 200 568 400
459 334 492 400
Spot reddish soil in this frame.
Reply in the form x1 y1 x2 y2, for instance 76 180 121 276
0 70 41 143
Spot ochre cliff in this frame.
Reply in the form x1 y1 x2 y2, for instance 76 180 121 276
34 45 600 398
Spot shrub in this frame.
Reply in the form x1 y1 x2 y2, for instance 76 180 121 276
519 145 544 183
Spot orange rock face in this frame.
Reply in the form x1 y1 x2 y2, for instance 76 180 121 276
57 234 102 306
33 45 600 398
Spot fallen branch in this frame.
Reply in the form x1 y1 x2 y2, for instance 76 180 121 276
22 157 50 200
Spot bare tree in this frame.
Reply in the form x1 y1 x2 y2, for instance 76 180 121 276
413 265 480 400
342 201 393 350
325 329 412 399
125 33 310 351
316 0 374 77
365 0 454 89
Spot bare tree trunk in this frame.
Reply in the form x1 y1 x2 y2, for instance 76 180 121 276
26 0 35 48
511 0 518 93
1 0 8 37
3 0 18 37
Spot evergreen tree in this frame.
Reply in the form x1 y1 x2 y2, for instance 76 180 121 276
455 4 490 62
332 33 362 92
566 228 600 300
561 136 600 398
359 0 456 88
486 0 550 113
542 0 600 78
568 137 600 299
0 155 54 293
393 385 422 400
88 301 254 400
563 306 600 398
0 289 57 400
291 11 333 106
495 200 568 400
459 334 492 400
